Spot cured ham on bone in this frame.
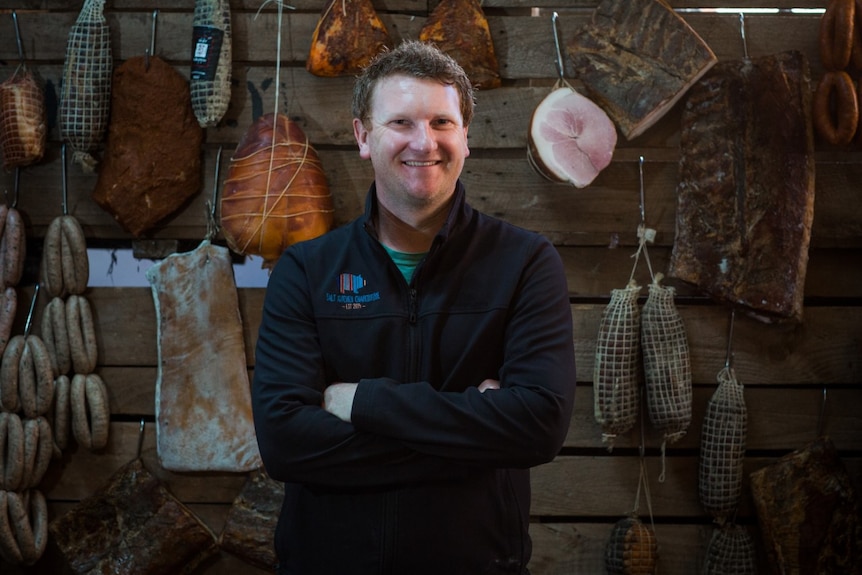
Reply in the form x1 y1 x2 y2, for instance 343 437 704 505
528 82 617 188
146 240 261 472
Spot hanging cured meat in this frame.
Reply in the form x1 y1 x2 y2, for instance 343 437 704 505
0 65 46 170
219 469 284 570
528 81 617 188
92 55 203 237
750 437 862 574
668 51 815 323
146 240 261 473
306 0 392 77
419 0 502 90
48 458 218 573
566 0 717 140
221 113 334 267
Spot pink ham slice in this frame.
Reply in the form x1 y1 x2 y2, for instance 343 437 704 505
528 85 617 188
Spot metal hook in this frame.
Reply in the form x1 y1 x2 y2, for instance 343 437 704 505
817 387 828 438
12 11 25 64
638 156 646 227
551 12 565 81
724 307 736 369
23 284 40 337
61 143 69 215
206 146 224 240
137 417 146 459
145 9 159 70
739 12 749 61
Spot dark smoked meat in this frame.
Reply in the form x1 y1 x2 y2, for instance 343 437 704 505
566 0 717 140
219 469 284 570
668 51 816 323
750 437 862 574
47 458 217 575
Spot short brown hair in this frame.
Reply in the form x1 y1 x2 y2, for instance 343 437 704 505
352 40 475 127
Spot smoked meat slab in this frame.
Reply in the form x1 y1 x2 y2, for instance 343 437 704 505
47 458 217 574
566 0 717 140
219 469 284 570
750 437 862 575
668 51 815 323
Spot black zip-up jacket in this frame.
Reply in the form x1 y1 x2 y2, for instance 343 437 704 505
253 181 576 575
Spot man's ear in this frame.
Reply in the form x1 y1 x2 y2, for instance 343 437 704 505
354 118 371 159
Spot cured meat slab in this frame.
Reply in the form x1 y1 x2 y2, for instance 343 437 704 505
47 458 217 574
668 51 815 323
750 437 862 574
147 240 261 472
566 0 717 139
219 469 284 570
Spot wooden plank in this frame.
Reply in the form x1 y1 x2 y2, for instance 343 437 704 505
12 287 860 384
41 420 862 520
530 455 862 518
3 152 861 248
95 365 862 452
0 10 826 79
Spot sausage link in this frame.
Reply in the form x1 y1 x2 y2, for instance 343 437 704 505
17 344 37 419
60 215 89 295
814 70 859 145
0 335 24 413
41 296 71 377
86 373 110 450
1 208 26 288
0 287 16 358
820 0 856 70
28 418 52 488
40 217 65 299
70 374 92 449
2 412 23 491
6 491 35 565
66 295 98 375
20 417 39 489
26 336 55 417
53 375 71 452
0 490 23 565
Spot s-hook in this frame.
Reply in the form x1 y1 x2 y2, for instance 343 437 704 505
739 12 750 61
551 12 565 82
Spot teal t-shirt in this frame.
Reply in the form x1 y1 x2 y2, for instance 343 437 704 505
383 245 427 283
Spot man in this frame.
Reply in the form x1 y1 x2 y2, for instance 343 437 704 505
252 40 576 575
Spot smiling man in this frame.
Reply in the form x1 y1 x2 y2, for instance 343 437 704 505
252 40 577 575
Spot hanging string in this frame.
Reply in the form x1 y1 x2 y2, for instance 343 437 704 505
633 398 657 532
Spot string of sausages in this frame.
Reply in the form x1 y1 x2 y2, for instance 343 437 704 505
0 203 52 565
814 0 862 145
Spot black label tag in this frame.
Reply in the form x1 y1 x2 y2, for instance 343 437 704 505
191 25 224 81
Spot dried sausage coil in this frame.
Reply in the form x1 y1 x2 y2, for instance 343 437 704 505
813 70 859 145
820 0 856 70
0 412 24 491
70 373 109 451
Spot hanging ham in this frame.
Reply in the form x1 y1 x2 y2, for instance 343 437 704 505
419 0 502 90
528 81 617 188
306 0 392 77
220 113 334 268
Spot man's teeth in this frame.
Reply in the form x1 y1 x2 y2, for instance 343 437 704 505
404 161 437 167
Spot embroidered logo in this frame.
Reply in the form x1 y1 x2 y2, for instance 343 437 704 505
326 273 381 310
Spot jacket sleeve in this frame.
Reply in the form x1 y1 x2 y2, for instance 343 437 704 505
252 247 475 488
351 237 577 469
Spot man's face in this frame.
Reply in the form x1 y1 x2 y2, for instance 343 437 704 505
353 75 470 215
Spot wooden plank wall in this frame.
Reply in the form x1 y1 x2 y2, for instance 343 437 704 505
1 0 861 573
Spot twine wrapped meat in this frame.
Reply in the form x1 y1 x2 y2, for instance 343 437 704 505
605 514 658 575
593 281 641 450
703 523 757 575
221 113 334 267
640 275 692 479
698 366 747 523
0 65 46 170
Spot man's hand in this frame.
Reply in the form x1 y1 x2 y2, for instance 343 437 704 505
323 383 359 422
478 379 500 393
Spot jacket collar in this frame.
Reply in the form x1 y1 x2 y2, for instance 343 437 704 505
361 180 470 247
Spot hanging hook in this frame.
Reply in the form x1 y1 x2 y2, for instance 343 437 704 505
551 12 565 82
137 417 146 460
739 12 750 61
23 284 40 337
145 9 159 70
206 146 224 241
638 156 646 228
724 307 736 369
12 10 25 64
